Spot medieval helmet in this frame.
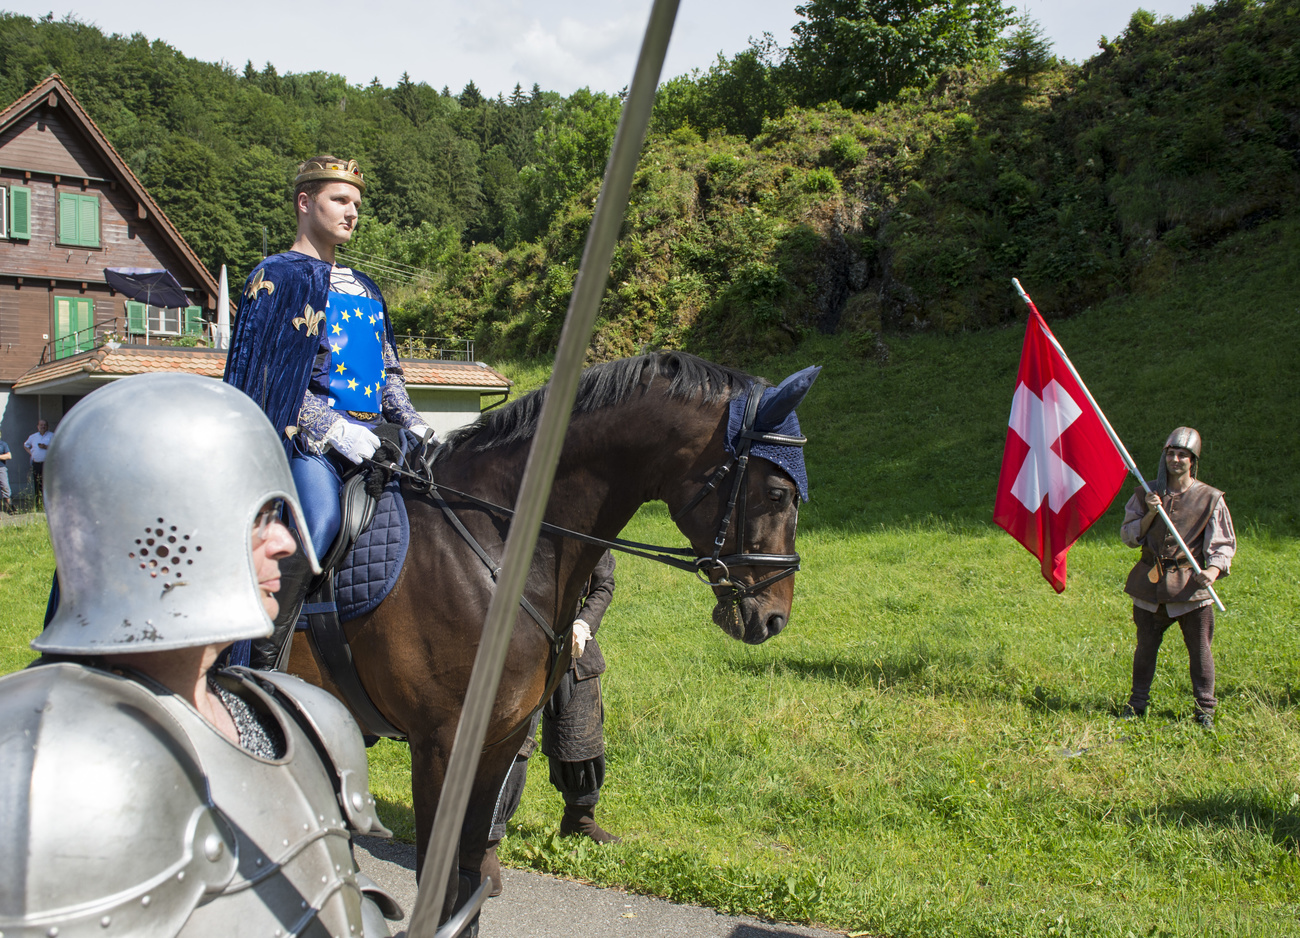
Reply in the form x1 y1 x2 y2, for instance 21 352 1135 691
32 373 320 656
1164 426 1202 458
1155 425 1202 489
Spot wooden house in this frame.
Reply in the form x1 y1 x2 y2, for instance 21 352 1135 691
0 75 510 495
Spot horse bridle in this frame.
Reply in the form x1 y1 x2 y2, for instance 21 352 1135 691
377 381 804 606
668 382 804 602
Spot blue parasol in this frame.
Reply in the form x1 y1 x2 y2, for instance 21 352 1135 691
103 267 189 309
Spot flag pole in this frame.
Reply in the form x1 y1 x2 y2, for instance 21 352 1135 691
1011 279 1224 611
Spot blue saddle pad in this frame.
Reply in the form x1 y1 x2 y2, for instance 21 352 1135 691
335 477 409 622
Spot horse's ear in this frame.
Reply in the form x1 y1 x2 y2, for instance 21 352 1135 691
756 365 821 430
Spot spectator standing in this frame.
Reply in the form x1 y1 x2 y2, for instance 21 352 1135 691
0 429 11 512
24 418 52 508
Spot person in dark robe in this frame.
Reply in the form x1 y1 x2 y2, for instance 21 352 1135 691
1119 427 1235 728
483 551 621 896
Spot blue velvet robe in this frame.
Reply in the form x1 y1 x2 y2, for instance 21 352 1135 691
223 252 397 451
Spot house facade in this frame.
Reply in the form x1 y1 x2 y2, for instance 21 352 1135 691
0 75 511 496
0 74 220 488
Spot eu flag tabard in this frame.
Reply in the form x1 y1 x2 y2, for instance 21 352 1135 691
324 291 386 412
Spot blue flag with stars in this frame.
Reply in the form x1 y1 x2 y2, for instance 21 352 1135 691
325 291 387 412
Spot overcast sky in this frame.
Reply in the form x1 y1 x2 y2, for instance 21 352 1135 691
4 1 1204 97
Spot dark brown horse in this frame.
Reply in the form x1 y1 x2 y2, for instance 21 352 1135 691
287 351 811 919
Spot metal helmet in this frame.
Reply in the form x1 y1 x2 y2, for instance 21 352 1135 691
33 373 320 656
1164 426 1202 458
0 663 239 936
1155 426 1202 489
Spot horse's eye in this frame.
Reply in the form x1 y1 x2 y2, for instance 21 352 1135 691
768 487 788 504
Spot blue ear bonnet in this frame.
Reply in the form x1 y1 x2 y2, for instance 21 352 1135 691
725 365 821 500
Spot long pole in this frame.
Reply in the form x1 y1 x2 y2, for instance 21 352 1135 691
403 2 682 935
1011 279 1224 611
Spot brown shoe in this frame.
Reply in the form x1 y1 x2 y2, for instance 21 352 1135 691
481 842 503 897
559 805 621 844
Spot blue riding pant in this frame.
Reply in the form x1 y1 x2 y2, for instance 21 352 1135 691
290 450 343 556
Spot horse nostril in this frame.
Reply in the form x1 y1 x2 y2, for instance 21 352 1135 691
766 613 787 637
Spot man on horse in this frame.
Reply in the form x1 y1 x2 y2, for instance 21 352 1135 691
2 373 400 936
224 155 436 668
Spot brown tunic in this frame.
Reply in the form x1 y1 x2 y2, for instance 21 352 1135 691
1122 480 1227 606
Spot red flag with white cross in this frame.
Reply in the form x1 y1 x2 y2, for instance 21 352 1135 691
993 305 1128 592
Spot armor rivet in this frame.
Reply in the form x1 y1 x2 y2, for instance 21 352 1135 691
203 833 224 862
256 857 263 866
47 928 58 937
318 814 325 822
100 916 111 928
283 839 289 846
350 792 364 811
303 822 310 831
301 901 308 910
177 871 185 882
141 895 151 907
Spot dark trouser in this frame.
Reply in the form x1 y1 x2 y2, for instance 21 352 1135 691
1129 604 1216 715
489 673 606 840
31 461 44 506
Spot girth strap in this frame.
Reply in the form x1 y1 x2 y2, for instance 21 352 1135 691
304 577 406 740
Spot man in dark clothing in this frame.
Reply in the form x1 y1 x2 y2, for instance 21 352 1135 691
483 551 619 896
1119 427 1235 728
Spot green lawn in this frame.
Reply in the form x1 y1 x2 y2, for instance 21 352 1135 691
2 219 1297 937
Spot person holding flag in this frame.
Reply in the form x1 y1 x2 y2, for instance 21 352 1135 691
1119 428 1234 728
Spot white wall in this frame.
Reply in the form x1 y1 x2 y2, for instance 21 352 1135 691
406 388 492 439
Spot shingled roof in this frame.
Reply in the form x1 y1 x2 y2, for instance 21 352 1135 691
12 345 510 397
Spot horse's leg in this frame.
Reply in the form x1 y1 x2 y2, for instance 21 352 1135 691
456 721 536 891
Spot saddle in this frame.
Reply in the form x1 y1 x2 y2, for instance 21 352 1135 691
273 425 416 740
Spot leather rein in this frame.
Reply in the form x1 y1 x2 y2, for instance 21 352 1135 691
373 381 804 614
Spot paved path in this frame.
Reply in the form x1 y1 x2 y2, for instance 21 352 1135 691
354 837 843 938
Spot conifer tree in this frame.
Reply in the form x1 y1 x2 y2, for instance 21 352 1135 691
1001 8 1053 87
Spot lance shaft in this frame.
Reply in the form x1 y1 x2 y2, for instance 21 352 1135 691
404 3 682 936
1011 279 1224 612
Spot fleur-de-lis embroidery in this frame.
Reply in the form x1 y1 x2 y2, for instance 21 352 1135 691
245 268 275 300
292 303 325 337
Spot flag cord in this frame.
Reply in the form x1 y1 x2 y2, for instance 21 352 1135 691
1011 279 1224 611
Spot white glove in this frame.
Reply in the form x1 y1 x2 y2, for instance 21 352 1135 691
412 423 438 445
325 419 381 464
571 620 592 658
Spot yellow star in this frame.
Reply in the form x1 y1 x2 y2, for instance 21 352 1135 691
334 362 347 375
347 378 358 390
331 322 342 336
330 342 341 354
369 314 376 325
341 309 351 322
354 307 363 319
363 384 373 398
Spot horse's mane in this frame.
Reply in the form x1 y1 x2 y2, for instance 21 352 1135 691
441 351 758 455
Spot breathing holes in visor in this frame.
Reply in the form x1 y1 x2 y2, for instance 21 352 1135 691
128 518 196 580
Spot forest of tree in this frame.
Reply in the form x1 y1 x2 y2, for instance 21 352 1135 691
0 1 1295 363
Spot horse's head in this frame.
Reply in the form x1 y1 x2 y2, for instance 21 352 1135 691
668 365 820 645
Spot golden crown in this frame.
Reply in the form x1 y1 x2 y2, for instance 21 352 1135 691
294 157 365 192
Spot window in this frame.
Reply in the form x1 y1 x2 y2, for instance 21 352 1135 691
57 192 99 247
125 301 204 337
8 185 30 240
53 295 94 359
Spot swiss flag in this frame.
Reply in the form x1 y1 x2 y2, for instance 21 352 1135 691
993 305 1128 592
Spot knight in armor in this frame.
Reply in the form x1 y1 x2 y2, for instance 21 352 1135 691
1119 427 1236 728
223 155 436 668
0 373 402 937
483 550 621 896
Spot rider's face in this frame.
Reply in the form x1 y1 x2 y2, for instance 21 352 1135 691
297 182 360 247
251 502 296 620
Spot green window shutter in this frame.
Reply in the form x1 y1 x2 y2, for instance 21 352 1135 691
9 185 31 240
58 192 78 244
184 305 203 336
77 195 99 247
125 300 146 334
